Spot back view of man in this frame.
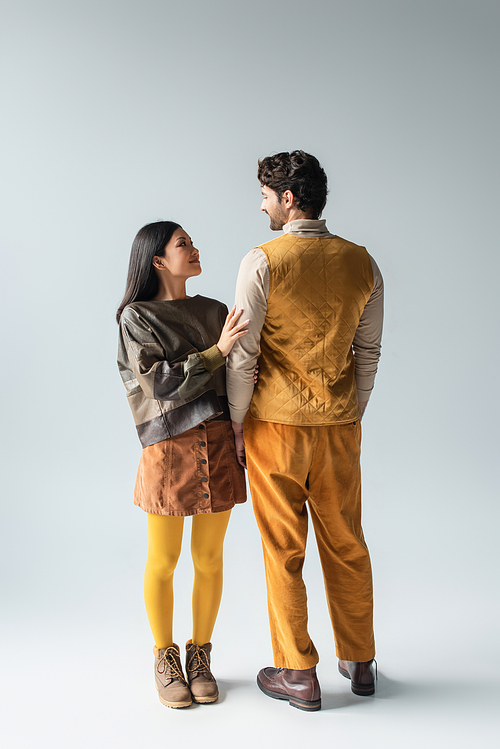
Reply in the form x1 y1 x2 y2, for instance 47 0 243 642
226 150 383 711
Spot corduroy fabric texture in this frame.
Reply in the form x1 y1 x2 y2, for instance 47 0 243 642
135 420 246 516
251 233 373 425
244 413 375 668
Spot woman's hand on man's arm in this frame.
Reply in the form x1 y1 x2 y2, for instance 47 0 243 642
217 306 250 358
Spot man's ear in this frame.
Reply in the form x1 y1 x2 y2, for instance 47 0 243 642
152 256 165 270
282 190 296 208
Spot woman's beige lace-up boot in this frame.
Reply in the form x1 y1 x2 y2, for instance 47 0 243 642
185 640 219 703
153 644 192 708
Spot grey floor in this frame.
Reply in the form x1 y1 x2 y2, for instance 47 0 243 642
2 615 498 749
2 503 499 749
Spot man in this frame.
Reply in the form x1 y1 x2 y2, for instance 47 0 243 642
226 151 383 712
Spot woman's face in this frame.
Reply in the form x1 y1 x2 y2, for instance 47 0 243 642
158 227 202 278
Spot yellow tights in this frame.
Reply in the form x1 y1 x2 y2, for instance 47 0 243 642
144 510 231 649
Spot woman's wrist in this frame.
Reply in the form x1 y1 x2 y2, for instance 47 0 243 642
199 344 226 373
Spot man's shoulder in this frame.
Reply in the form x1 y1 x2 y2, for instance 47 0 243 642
258 233 368 258
258 233 362 249
239 247 269 269
334 234 363 248
332 235 370 256
256 233 289 252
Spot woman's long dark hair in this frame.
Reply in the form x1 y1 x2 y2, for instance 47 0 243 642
116 220 181 323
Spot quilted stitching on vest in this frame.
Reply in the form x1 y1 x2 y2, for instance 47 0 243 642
250 234 373 425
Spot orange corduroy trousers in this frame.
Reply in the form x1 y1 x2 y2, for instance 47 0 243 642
244 413 375 669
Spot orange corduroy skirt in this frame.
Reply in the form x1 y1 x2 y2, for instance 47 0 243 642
134 419 247 517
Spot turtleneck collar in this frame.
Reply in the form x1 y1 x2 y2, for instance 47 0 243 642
282 219 334 237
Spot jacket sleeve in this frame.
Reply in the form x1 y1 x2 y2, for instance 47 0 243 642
120 308 225 402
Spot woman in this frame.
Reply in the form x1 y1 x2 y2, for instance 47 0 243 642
117 221 248 709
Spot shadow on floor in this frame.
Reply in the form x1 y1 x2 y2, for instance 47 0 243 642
322 673 500 711
320 673 400 710
217 674 500 712
217 679 256 703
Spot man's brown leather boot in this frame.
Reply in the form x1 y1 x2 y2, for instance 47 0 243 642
338 659 376 695
185 641 219 704
257 666 321 711
153 644 192 708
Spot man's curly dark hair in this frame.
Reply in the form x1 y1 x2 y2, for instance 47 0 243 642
257 150 328 218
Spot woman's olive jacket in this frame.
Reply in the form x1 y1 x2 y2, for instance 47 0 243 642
117 296 228 448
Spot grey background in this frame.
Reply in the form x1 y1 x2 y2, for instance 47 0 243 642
1 0 499 746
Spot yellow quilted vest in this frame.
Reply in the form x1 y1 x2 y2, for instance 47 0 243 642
250 233 374 425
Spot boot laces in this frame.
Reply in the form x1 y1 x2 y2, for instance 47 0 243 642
157 647 187 684
187 644 214 680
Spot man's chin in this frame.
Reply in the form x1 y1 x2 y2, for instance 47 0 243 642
269 220 284 231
